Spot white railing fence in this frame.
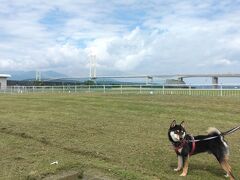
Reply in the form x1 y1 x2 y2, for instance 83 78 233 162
0 84 240 97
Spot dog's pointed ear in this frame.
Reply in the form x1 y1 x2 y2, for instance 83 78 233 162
170 120 176 128
180 121 185 128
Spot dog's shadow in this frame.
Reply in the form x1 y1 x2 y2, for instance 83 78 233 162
170 162 225 178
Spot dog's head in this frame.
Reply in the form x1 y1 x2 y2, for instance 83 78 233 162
168 120 186 143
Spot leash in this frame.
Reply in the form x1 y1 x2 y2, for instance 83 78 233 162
188 125 240 142
221 125 240 136
188 135 219 142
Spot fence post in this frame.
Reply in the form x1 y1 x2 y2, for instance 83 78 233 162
89 85 91 92
121 85 123 94
220 85 223 96
189 85 191 96
103 85 106 93
163 85 165 95
140 85 142 94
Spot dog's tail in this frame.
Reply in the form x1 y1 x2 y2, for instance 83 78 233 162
207 125 240 136
221 125 240 136
207 127 229 156
207 127 221 135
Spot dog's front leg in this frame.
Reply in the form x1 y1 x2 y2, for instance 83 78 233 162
174 155 183 171
180 155 189 176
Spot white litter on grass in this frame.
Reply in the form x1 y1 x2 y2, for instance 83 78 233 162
50 161 58 165
150 91 153 94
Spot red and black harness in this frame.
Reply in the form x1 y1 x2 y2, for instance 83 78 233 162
173 135 196 156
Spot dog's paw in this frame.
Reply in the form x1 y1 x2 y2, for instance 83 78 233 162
224 173 229 178
180 173 187 177
174 168 180 172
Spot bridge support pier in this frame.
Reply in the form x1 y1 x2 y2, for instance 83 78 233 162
212 76 218 89
145 76 153 85
178 77 183 82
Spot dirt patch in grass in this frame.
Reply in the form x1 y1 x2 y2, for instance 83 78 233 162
28 169 116 180
81 168 116 180
42 170 82 180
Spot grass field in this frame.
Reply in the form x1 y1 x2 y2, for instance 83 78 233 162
0 93 239 179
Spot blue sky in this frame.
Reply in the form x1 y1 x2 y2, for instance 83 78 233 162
0 0 240 82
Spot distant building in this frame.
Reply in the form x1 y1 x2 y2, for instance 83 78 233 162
0 74 11 90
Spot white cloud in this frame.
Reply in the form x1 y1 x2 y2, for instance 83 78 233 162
198 58 237 67
47 44 85 65
213 59 236 66
84 27 151 72
0 59 15 69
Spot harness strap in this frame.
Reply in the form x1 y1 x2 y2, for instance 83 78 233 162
174 140 186 153
189 136 195 156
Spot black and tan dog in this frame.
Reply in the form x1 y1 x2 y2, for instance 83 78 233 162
168 120 240 180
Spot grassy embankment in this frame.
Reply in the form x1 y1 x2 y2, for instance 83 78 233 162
0 93 239 179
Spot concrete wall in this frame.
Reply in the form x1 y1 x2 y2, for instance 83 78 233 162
0 77 7 90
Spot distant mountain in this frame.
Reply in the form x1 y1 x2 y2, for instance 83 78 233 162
2 71 150 85
2 71 67 80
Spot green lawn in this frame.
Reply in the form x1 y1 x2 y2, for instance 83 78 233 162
0 93 239 179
